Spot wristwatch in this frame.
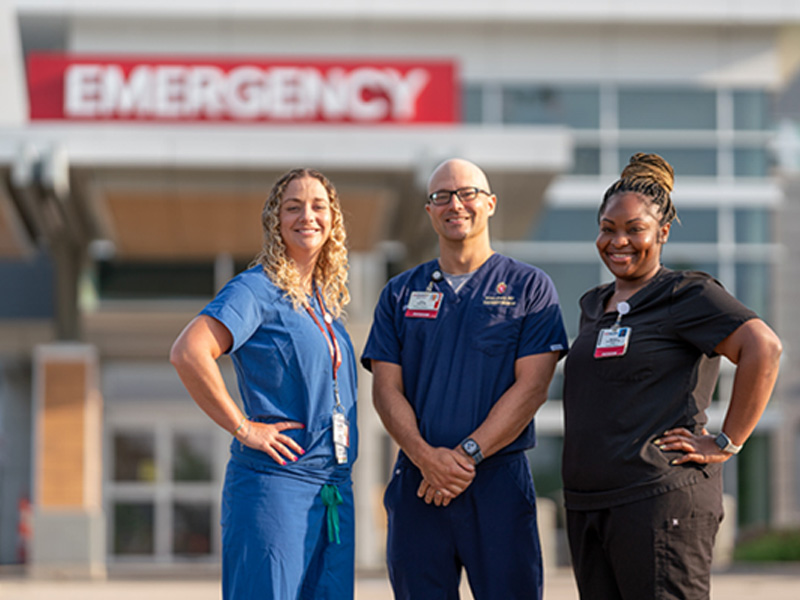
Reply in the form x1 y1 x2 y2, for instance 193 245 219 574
714 432 743 455
460 437 484 465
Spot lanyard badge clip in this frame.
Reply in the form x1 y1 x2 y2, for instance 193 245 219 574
594 301 632 359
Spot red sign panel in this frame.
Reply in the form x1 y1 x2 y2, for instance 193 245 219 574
27 53 458 124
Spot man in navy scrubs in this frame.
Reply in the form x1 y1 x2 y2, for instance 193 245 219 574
362 158 568 600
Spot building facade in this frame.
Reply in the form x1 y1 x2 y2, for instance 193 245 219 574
1 0 799 575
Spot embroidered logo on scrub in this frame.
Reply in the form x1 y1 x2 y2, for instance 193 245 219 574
484 282 516 306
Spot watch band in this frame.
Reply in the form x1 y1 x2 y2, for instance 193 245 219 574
714 432 743 455
460 437 484 465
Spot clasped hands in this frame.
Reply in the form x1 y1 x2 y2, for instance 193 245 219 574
416 446 476 507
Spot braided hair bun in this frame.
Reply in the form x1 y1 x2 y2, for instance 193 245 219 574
599 152 678 226
620 153 674 194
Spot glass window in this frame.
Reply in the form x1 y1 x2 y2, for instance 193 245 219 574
97 261 215 299
173 501 212 556
735 208 771 244
618 88 716 130
173 432 214 482
619 147 717 177
114 431 156 482
526 434 564 503
502 86 600 129
0 251 54 319
531 262 600 339
461 85 483 123
114 502 154 555
529 208 599 242
665 209 718 243
570 146 601 175
734 147 771 178
736 263 770 319
733 90 772 131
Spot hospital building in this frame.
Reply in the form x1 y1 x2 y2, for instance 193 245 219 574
1 0 800 575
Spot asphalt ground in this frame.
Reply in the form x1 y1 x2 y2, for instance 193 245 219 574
2 565 800 599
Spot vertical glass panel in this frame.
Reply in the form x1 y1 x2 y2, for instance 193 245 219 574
734 147 770 178
737 433 771 528
735 208 771 244
502 86 600 129
733 90 771 131
736 263 770 319
114 502 154 555
618 89 716 130
114 431 156 482
570 146 601 175
664 209 718 243
619 147 717 177
526 434 564 502
530 262 601 339
173 501 212 556
529 208 599 242
173 431 214 482
461 85 483 123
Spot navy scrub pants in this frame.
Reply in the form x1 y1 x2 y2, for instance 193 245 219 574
566 471 724 600
384 451 543 600
221 458 355 600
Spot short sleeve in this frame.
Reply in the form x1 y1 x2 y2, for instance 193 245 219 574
668 273 757 356
199 277 263 353
361 283 402 371
517 270 569 359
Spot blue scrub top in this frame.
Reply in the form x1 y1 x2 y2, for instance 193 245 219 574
362 253 567 452
201 266 358 483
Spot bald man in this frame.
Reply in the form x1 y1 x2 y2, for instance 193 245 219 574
362 159 569 599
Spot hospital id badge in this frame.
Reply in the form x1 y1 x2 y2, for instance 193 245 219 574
332 412 349 464
404 291 443 319
594 327 631 358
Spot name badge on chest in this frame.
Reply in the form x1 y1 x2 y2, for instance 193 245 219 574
405 291 443 319
594 326 632 358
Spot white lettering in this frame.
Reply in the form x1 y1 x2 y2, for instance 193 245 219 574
318 68 349 120
185 66 225 118
154 66 187 118
62 62 435 122
104 65 153 117
65 65 103 117
226 66 264 119
385 68 429 120
348 68 390 121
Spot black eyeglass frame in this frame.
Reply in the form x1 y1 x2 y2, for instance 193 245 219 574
427 186 492 206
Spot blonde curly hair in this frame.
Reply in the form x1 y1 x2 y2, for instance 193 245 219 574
252 168 350 318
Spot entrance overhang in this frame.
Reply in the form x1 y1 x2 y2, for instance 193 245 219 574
1 125 572 262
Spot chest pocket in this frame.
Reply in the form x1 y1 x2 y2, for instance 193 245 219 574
591 327 654 383
471 305 523 356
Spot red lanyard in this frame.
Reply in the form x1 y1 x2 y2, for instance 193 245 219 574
305 288 342 381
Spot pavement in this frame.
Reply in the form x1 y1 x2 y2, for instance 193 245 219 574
2 565 800 599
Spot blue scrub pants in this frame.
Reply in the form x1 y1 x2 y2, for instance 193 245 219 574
384 451 543 600
221 458 354 600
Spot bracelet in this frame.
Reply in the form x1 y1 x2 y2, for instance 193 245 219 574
233 416 248 436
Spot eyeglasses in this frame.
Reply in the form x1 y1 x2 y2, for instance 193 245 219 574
427 187 491 206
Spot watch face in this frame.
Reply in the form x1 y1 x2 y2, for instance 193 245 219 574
463 440 478 454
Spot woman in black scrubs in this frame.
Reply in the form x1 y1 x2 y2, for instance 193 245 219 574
562 153 782 599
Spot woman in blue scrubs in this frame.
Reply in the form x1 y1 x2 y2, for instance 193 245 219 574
170 168 358 599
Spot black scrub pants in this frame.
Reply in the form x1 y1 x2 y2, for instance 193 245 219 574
566 472 723 600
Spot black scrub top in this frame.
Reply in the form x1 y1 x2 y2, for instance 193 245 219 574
562 268 756 511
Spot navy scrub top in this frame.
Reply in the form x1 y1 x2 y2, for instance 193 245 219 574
362 253 568 452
